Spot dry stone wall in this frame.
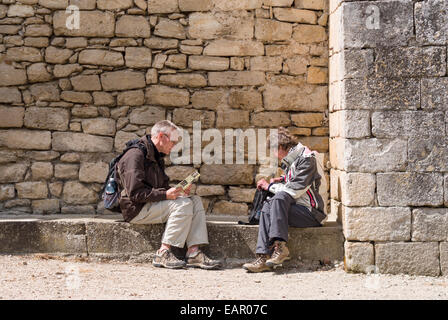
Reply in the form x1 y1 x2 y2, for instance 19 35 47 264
330 0 448 276
0 0 329 217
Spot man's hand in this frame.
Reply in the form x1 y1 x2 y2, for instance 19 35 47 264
269 177 284 184
166 187 183 200
256 178 269 191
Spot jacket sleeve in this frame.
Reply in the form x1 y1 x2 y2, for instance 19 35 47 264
268 156 317 199
118 149 167 203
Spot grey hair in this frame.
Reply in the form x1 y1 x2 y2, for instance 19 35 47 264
151 120 180 138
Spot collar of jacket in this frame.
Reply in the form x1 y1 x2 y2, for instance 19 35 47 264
141 134 167 163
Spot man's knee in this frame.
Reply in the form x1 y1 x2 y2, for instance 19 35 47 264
271 191 294 203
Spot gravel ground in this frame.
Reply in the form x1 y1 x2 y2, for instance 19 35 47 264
0 254 447 300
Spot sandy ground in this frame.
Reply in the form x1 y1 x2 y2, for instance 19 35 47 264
0 254 447 300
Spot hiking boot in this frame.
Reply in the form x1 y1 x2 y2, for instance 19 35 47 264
242 254 272 273
153 249 186 269
186 251 222 270
266 240 290 268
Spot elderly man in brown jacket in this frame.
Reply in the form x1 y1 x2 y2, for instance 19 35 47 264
116 120 221 270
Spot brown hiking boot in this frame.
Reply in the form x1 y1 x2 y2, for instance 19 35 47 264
242 254 272 273
153 249 186 269
186 251 222 270
266 240 290 268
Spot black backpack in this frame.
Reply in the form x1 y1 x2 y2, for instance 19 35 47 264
101 138 148 213
238 189 273 225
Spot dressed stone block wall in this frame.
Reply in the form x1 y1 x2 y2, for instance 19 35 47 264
330 0 448 276
0 0 329 217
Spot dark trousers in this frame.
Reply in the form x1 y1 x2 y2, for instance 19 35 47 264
256 191 322 255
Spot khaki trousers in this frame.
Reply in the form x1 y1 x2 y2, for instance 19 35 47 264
129 195 209 248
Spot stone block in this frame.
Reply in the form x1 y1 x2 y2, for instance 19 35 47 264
31 162 53 180
160 74 207 88
273 8 317 23
45 46 73 64
179 0 212 11
329 110 370 138
39 0 68 9
148 0 178 13
79 162 108 183
250 56 283 72
372 111 445 138
16 181 48 199
165 166 196 181
129 106 166 126
298 136 328 153
213 0 262 11
228 187 256 203
101 71 146 91
97 0 133 10
339 172 375 207
53 64 82 78
173 109 215 128
294 0 326 10
125 47 152 69
412 208 448 242
8 4 34 17
0 185 15 201
62 181 97 205
204 40 264 56
415 0 448 45
255 19 292 41
0 130 51 150
375 242 440 276
292 25 326 43
71 106 98 118
54 11 115 37
195 185 225 196
344 206 411 241
344 242 374 273
55 164 79 179
53 132 114 153
212 200 249 216
61 91 92 104
79 49 124 67
189 56 229 71
342 0 414 48
251 112 290 128
330 138 407 172
228 90 262 111
27 63 52 83
441 242 448 276
375 46 446 77
146 85 190 107
408 137 448 172
191 90 226 110
188 12 254 40
6 47 42 63
329 49 374 83
421 77 448 110
283 56 308 75
0 106 24 128
0 87 22 104
154 19 186 39
377 172 444 207
32 199 60 214
0 163 28 184
165 54 187 70
82 118 116 137
117 90 144 106
343 78 420 110
208 71 265 86
216 110 250 128
264 84 327 112
24 107 69 131
200 164 255 185
0 63 27 86
144 37 179 49
71 75 102 92
291 113 324 128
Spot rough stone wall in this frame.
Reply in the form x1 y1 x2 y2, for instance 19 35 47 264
330 0 448 276
0 0 329 217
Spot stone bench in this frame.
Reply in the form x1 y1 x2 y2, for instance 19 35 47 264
0 214 344 266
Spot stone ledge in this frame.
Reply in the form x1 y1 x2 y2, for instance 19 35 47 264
0 214 344 264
